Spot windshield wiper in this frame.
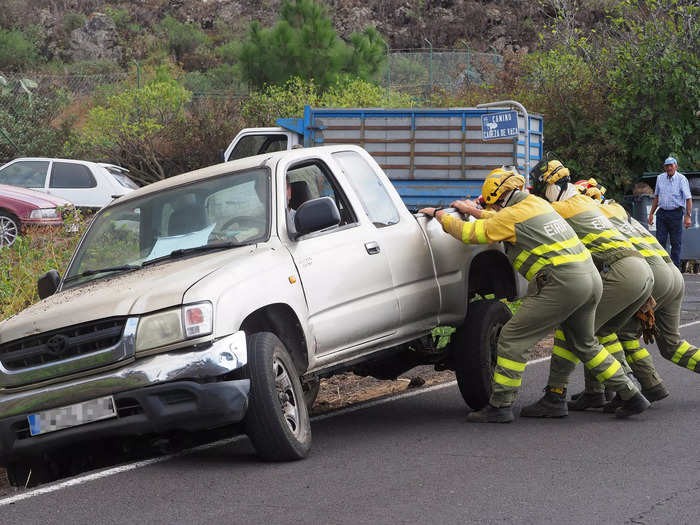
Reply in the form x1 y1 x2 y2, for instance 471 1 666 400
63 265 141 283
141 241 247 267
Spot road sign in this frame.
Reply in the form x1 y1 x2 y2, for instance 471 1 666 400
481 111 519 141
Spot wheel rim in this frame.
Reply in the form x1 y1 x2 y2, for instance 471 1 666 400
273 357 301 436
0 216 18 247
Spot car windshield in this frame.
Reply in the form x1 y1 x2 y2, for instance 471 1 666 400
110 171 139 189
64 168 270 287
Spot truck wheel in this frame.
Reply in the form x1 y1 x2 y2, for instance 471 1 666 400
302 377 320 410
244 332 311 461
453 300 512 410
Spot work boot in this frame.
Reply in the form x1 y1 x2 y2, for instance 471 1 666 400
520 387 568 418
466 404 514 423
641 382 670 403
615 392 651 418
603 394 622 413
570 389 615 402
567 392 607 411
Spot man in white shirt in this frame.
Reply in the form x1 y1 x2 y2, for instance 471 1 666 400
648 156 692 268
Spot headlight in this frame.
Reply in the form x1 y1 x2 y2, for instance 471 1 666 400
135 302 213 353
30 208 59 219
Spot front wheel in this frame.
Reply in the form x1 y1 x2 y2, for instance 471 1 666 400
244 332 311 461
0 212 20 248
452 300 512 410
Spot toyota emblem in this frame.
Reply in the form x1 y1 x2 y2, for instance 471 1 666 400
46 334 70 356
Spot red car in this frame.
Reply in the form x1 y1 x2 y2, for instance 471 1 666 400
0 184 73 248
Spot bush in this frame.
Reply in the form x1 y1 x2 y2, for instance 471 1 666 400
62 12 87 33
0 29 40 71
70 79 192 183
156 16 209 62
0 222 86 321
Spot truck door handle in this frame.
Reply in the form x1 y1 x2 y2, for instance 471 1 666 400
365 241 381 255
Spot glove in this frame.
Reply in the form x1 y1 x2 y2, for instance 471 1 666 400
636 296 658 344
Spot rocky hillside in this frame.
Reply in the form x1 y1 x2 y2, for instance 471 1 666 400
0 0 614 68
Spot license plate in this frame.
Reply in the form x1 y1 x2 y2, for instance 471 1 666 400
28 396 117 437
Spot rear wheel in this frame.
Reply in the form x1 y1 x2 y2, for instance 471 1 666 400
453 300 512 410
244 332 311 461
0 212 19 248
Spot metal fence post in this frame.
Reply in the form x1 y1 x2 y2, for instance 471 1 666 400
385 42 391 98
424 39 433 94
133 60 141 89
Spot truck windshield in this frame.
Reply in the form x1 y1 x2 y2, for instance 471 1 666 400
64 168 270 287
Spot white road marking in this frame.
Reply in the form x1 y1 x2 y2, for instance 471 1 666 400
3 320 699 506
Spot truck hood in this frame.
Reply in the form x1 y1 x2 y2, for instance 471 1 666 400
0 245 258 344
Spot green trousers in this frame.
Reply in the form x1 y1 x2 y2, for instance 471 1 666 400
548 256 654 394
644 262 700 374
490 264 638 408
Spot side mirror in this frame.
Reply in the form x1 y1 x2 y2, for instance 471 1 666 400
294 197 341 236
38 270 61 299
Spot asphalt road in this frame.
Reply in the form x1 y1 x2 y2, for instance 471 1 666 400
1 281 699 524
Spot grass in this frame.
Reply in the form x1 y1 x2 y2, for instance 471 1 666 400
0 222 85 321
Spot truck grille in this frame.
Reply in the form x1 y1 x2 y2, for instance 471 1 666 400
0 318 126 371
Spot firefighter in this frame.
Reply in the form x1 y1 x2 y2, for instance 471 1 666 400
521 160 654 417
576 179 698 408
418 168 648 423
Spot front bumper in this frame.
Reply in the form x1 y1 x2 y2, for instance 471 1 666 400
0 331 249 463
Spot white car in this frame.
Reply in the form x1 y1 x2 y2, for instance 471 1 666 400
0 158 139 209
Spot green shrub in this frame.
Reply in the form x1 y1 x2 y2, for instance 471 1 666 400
0 29 39 71
156 16 209 62
62 12 86 33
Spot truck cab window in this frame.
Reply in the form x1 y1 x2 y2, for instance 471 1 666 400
229 134 288 161
332 151 400 228
286 161 356 229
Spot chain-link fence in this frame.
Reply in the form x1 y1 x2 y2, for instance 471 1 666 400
383 49 504 98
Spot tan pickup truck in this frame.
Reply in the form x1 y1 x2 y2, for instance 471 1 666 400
0 145 524 485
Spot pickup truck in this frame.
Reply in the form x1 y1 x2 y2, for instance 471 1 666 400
0 145 523 485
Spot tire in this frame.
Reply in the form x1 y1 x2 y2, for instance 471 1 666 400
302 377 320 410
452 300 512 410
0 212 20 248
244 332 311 461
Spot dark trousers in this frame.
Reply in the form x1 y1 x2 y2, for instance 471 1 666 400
656 207 684 268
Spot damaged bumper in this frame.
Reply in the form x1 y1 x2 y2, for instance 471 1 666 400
0 331 250 463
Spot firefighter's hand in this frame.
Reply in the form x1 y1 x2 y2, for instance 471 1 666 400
452 200 476 214
684 214 692 229
419 207 447 221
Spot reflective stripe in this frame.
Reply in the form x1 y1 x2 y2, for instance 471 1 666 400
497 356 527 372
553 345 580 364
671 341 692 363
638 249 658 258
474 221 487 244
525 258 550 280
523 250 591 280
605 342 624 355
581 229 617 245
621 339 641 350
598 334 617 344
513 250 530 271
555 329 566 340
531 235 581 255
687 349 700 371
586 348 609 369
548 250 591 267
588 240 634 252
494 372 522 387
596 360 621 382
627 348 650 364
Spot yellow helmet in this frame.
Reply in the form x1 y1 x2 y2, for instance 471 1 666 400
574 178 606 202
542 160 571 185
482 167 525 207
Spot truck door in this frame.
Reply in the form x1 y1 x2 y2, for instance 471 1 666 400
281 157 400 356
331 150 441 334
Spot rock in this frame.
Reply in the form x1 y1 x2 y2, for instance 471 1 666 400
407 376 426 388
68 13 123 63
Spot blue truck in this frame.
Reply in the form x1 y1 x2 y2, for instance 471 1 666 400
223 101 543 209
